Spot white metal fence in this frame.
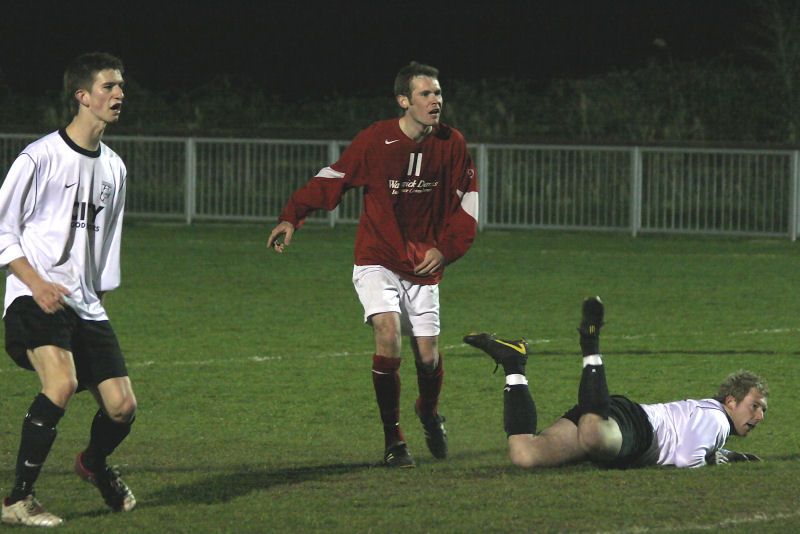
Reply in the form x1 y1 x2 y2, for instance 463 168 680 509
2 133 798 240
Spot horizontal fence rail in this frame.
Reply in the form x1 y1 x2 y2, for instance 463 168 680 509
2 133 798 240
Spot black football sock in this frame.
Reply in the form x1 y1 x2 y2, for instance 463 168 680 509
579 332 600 357
503 382 537 436
10 394 65 503
578 357 610 419
82 409 134 473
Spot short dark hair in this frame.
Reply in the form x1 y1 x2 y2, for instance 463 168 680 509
393 61 439 98
63 52 124 116
712 370 769 403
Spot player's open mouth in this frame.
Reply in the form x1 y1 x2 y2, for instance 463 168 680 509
111 103 122 111
429 107 440 117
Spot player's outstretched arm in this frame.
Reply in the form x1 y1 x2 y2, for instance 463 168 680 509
267 221 296 253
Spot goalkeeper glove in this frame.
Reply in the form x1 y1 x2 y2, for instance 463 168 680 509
705 448 761 465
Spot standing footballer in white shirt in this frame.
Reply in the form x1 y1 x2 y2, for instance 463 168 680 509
464 297 768 470
0 52 136 528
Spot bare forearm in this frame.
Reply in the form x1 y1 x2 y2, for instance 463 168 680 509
8 257 71 313
8 256 47 291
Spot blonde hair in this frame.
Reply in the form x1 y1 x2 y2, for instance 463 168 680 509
712 370 769 403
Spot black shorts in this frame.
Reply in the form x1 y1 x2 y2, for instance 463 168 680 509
561 395 654 469
4 296 129 391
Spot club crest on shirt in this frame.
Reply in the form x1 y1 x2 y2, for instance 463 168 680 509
100 181 112 203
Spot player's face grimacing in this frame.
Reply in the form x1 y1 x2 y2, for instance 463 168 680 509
726 387 767 436
83 68 125 123
403 75 443 130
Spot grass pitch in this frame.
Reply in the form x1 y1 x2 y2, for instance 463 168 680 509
0 223 798 533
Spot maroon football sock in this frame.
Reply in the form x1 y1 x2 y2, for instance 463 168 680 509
372 354 404 446
415 354 443 420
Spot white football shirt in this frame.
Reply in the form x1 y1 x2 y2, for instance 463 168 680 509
0 129 126 321
637 398 731 468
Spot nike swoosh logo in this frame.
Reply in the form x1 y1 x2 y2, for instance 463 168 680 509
23 460 42 468
65 183 78 188
385 139 400 144
495 339 527 354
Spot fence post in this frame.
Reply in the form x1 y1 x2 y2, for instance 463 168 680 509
185 138 196 225
791 150 799 241
477 143 488 232
630 147 642 237
327 140 341 228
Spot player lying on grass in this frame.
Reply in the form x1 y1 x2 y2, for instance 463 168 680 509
464 297 768 469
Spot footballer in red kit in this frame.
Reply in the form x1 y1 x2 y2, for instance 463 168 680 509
268 61 478 467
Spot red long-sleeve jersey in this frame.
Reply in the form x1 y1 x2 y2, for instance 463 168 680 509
279 118 479 284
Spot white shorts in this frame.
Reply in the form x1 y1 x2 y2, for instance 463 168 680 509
352 265 440 337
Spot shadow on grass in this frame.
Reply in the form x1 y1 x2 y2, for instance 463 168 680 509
125 449 506 508
142 462 376 506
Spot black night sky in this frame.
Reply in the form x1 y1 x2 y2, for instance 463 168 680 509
0 0 759 100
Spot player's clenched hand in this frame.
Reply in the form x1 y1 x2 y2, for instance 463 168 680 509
8 257 70 314
415 247 445 276
31 280 71 314
705 450 729 465
267 221 295 253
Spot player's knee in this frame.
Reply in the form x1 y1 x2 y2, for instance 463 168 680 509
508 440 538 468
374 329 401 357
415 349 439 371
509 449 537 468
106 396 137 423
376 340 401 359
